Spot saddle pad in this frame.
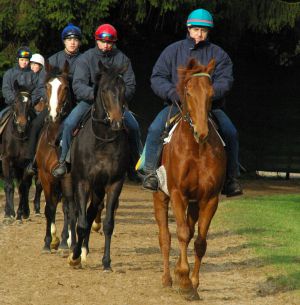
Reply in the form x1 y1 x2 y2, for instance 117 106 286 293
156 165 170 196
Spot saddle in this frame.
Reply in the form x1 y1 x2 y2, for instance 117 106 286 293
0 108 12 136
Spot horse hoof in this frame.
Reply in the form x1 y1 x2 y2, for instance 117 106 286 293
68 253 81 268
57 247 70 258
50 237 60 251
16 219 23 225
42 247 51 254
162 276 173 288
103 268 113 273
92 221 101 232
34 212 42 217
3 216 15 225
178 288 200 301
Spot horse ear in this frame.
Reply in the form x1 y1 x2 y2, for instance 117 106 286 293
98 60 109 74
13 80 20 92
207 59 216 75
187 58 198 70
62 60 70 77
45 60 53 74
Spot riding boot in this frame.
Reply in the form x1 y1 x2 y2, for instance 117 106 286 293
222 177 243 197
142 171 159 191
52 161 67 178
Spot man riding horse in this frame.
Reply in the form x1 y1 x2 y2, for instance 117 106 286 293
142 8 243 197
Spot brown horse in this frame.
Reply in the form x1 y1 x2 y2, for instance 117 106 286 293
35 62 76 253
153 58 226 300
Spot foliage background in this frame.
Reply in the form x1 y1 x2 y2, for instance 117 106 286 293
1 0 300 171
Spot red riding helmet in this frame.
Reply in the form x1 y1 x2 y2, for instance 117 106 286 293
94 24 118 42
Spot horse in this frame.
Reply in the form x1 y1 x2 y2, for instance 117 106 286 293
68 61 129 270
35 61 76 253
1 81 43 224
153 58 227 300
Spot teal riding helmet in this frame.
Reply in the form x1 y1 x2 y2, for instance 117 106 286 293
186 9 214 28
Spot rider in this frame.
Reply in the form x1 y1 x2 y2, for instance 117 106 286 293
142 8 243 197
25 23 82 176
30 53 45 73
52 23 142 178
1 46 41 118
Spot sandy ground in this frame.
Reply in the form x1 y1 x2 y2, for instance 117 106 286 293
0 178 299 305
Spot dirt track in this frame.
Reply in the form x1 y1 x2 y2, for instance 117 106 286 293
0 179 299 305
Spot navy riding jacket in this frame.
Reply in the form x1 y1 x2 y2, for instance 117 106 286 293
72 46 136 103
151 36 234 108
2 65 43 105
48 50 82 101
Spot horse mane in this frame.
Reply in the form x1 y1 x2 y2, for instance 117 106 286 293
176 58 214 102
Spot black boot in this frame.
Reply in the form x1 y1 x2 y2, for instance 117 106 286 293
142 172 159 191
25 161 37 177
52 161 67 178
222 178 243 197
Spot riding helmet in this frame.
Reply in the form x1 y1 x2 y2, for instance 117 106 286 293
16 46 32 59
30 53 45 67
94 24 118 42
186 8 214 28
61 23 82 41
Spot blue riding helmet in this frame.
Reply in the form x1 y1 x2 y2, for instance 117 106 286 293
186 8 214 28
61 23 82 41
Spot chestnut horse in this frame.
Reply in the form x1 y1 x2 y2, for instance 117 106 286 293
1 82 42 224
68 61 129 270
153 58 226 300
35 62 76 253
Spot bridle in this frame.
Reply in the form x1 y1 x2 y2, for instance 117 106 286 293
12 91 31 139
91 85 125 143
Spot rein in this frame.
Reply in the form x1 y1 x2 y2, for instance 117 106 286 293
182 72 211 128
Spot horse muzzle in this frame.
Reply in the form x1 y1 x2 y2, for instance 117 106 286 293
110 120 124 131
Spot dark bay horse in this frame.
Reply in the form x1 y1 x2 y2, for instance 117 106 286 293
35 62 76 253
153 58 226 300
1 82 42 224
68 61 129 270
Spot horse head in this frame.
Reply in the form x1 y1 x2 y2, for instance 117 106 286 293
177 58 215 143
94 60 127 131
12 80 32 134
45 61 70 122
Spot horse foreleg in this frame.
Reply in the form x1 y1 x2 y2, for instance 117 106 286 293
191 196 219 290
69 181 89 267
153 190 172 287
43 187 59 253
171 190 198 300
2 160 15 221
33 178 43 215
61 174 76 251
17 176 32 221
102 180 124 271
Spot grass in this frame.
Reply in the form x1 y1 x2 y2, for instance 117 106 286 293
212 194 300 295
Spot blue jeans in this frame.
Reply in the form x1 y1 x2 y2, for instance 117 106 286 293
59 101 142 162
144 106 240 178
144 105 179 172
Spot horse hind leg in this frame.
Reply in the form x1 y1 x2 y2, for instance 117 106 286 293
153 190 172 288
91 200 104 233
82 192 105 264
191 196 219 291
33 178 43 215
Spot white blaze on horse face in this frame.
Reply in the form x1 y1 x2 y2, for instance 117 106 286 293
49 78 62 120
22 96 28 103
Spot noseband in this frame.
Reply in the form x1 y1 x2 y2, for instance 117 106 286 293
91 87 125 143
